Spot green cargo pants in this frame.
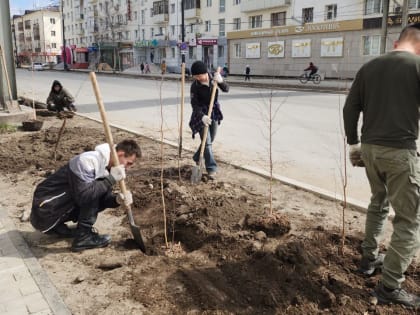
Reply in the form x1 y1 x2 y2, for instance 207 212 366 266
361 143 420 289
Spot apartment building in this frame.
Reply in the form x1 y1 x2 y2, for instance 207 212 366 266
11 7 62 66
62 0 420 77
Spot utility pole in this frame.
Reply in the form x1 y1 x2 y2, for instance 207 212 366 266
181 0 185 63
61 0 68 70
401 0 409 28
380 0 390 54
0 0 18 107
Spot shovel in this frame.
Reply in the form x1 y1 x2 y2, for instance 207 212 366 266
191 67 220 184
89 72 146 252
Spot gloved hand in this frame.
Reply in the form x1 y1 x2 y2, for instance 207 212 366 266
110 165 126 181
349 143 365 167
202 115 212 126
213 72 223 83
116 191 133 206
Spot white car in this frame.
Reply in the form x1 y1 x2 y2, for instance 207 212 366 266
28 62 44 71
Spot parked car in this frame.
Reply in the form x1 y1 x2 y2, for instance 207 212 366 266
166 64 191 77
28 62 44 71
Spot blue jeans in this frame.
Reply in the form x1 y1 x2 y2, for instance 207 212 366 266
193 123 218 173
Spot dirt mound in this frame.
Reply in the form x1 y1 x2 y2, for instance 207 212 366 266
0 115 418 315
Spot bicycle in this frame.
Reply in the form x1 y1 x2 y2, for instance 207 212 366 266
299 71 321 84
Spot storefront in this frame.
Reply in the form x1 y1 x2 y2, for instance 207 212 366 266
119 43 134 70
72 47 89 69
227 19 364 78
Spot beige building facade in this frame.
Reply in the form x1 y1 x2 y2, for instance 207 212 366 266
12 8 62 66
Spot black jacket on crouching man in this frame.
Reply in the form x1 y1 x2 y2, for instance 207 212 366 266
31 143 121 233
188 73 229 138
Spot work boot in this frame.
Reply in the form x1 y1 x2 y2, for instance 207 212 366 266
372 282 420 308
45 223 74 238
71 228 111 252
207 171 217 180
358 253 385 276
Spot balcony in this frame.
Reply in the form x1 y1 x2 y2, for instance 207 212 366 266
184 8 200 20
152 13 169 24
241 0 290 13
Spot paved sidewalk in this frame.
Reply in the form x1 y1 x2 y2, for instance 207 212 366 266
0 209 71 315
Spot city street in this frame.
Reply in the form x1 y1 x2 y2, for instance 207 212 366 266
16 69 370 205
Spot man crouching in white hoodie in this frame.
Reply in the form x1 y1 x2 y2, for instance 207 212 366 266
30 139 141 252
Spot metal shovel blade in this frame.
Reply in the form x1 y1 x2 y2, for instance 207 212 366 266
127 208 146 252
190 164 203 184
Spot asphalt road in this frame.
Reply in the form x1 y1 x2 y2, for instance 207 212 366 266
16 69 370 205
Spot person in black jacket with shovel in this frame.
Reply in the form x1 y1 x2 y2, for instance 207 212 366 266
30 139 141 252
189 61 229 179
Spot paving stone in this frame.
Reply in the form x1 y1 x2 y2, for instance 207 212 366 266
18 278 41 296
0 286 22 303
13 268 32 282
2 306 29 315
23 292 50 314
31 310 53 315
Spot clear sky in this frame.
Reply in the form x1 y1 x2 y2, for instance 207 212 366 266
10 0 56 16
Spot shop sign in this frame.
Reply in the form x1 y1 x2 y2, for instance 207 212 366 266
227 19 363 40
363 13 420 29
197 38 218 45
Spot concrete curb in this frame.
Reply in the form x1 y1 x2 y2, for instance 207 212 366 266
0 209 72 315
78 113 368 214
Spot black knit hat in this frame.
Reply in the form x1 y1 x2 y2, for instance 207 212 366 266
191 61 208 75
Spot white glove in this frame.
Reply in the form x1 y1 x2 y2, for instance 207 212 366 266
213 72 223 83
116 191 133 206
110 165 126 181
201 115 212 126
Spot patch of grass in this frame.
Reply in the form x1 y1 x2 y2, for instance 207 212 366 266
0 123 18 134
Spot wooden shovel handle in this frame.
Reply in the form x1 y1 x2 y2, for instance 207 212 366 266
89 72 129 196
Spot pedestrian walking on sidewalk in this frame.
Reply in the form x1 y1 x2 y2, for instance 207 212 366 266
30 140 141 252
343 23 420 309
161 60 167 75
140 62 145 74
189 60 229 179
144 62 151 74
245 65 251 81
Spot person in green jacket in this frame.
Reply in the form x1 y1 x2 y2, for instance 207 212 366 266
343 23 420 308
46 80 77 112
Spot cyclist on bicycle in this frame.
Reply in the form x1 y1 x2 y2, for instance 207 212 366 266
304 62 318 79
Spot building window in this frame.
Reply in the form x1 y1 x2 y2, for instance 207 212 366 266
249 15 262 28
271 12 285 26
302 7 313 23
142 29 145 39
171 3 175 13
51 30 56 36
233 18 241 30
171 25 175 36
141 10 145 24
189 46 196 59
185 0 200 10
233 0 240 4
134 11 138 20
234 43 241 58
207 0 212 7
218 45 224 57
325 4 337 20
219 0 225 12
151 28 154 37
205 20 211 32
365 0 382 15
135 30 139 38
219 19 225 36
409 0 420 9
52 43 57 48
50 18 55 24
362 35 381 55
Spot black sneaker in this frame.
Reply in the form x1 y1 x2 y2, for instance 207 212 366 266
372 282 420 308
358 253 385 276
71 229 111 252
45 223 74 238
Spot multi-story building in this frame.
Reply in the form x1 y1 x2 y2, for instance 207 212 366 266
61 0 420 77
11 7 62 66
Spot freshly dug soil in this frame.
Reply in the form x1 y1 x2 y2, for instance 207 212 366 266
0 114 418 315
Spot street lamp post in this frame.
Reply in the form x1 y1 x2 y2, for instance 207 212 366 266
181 0 185 63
